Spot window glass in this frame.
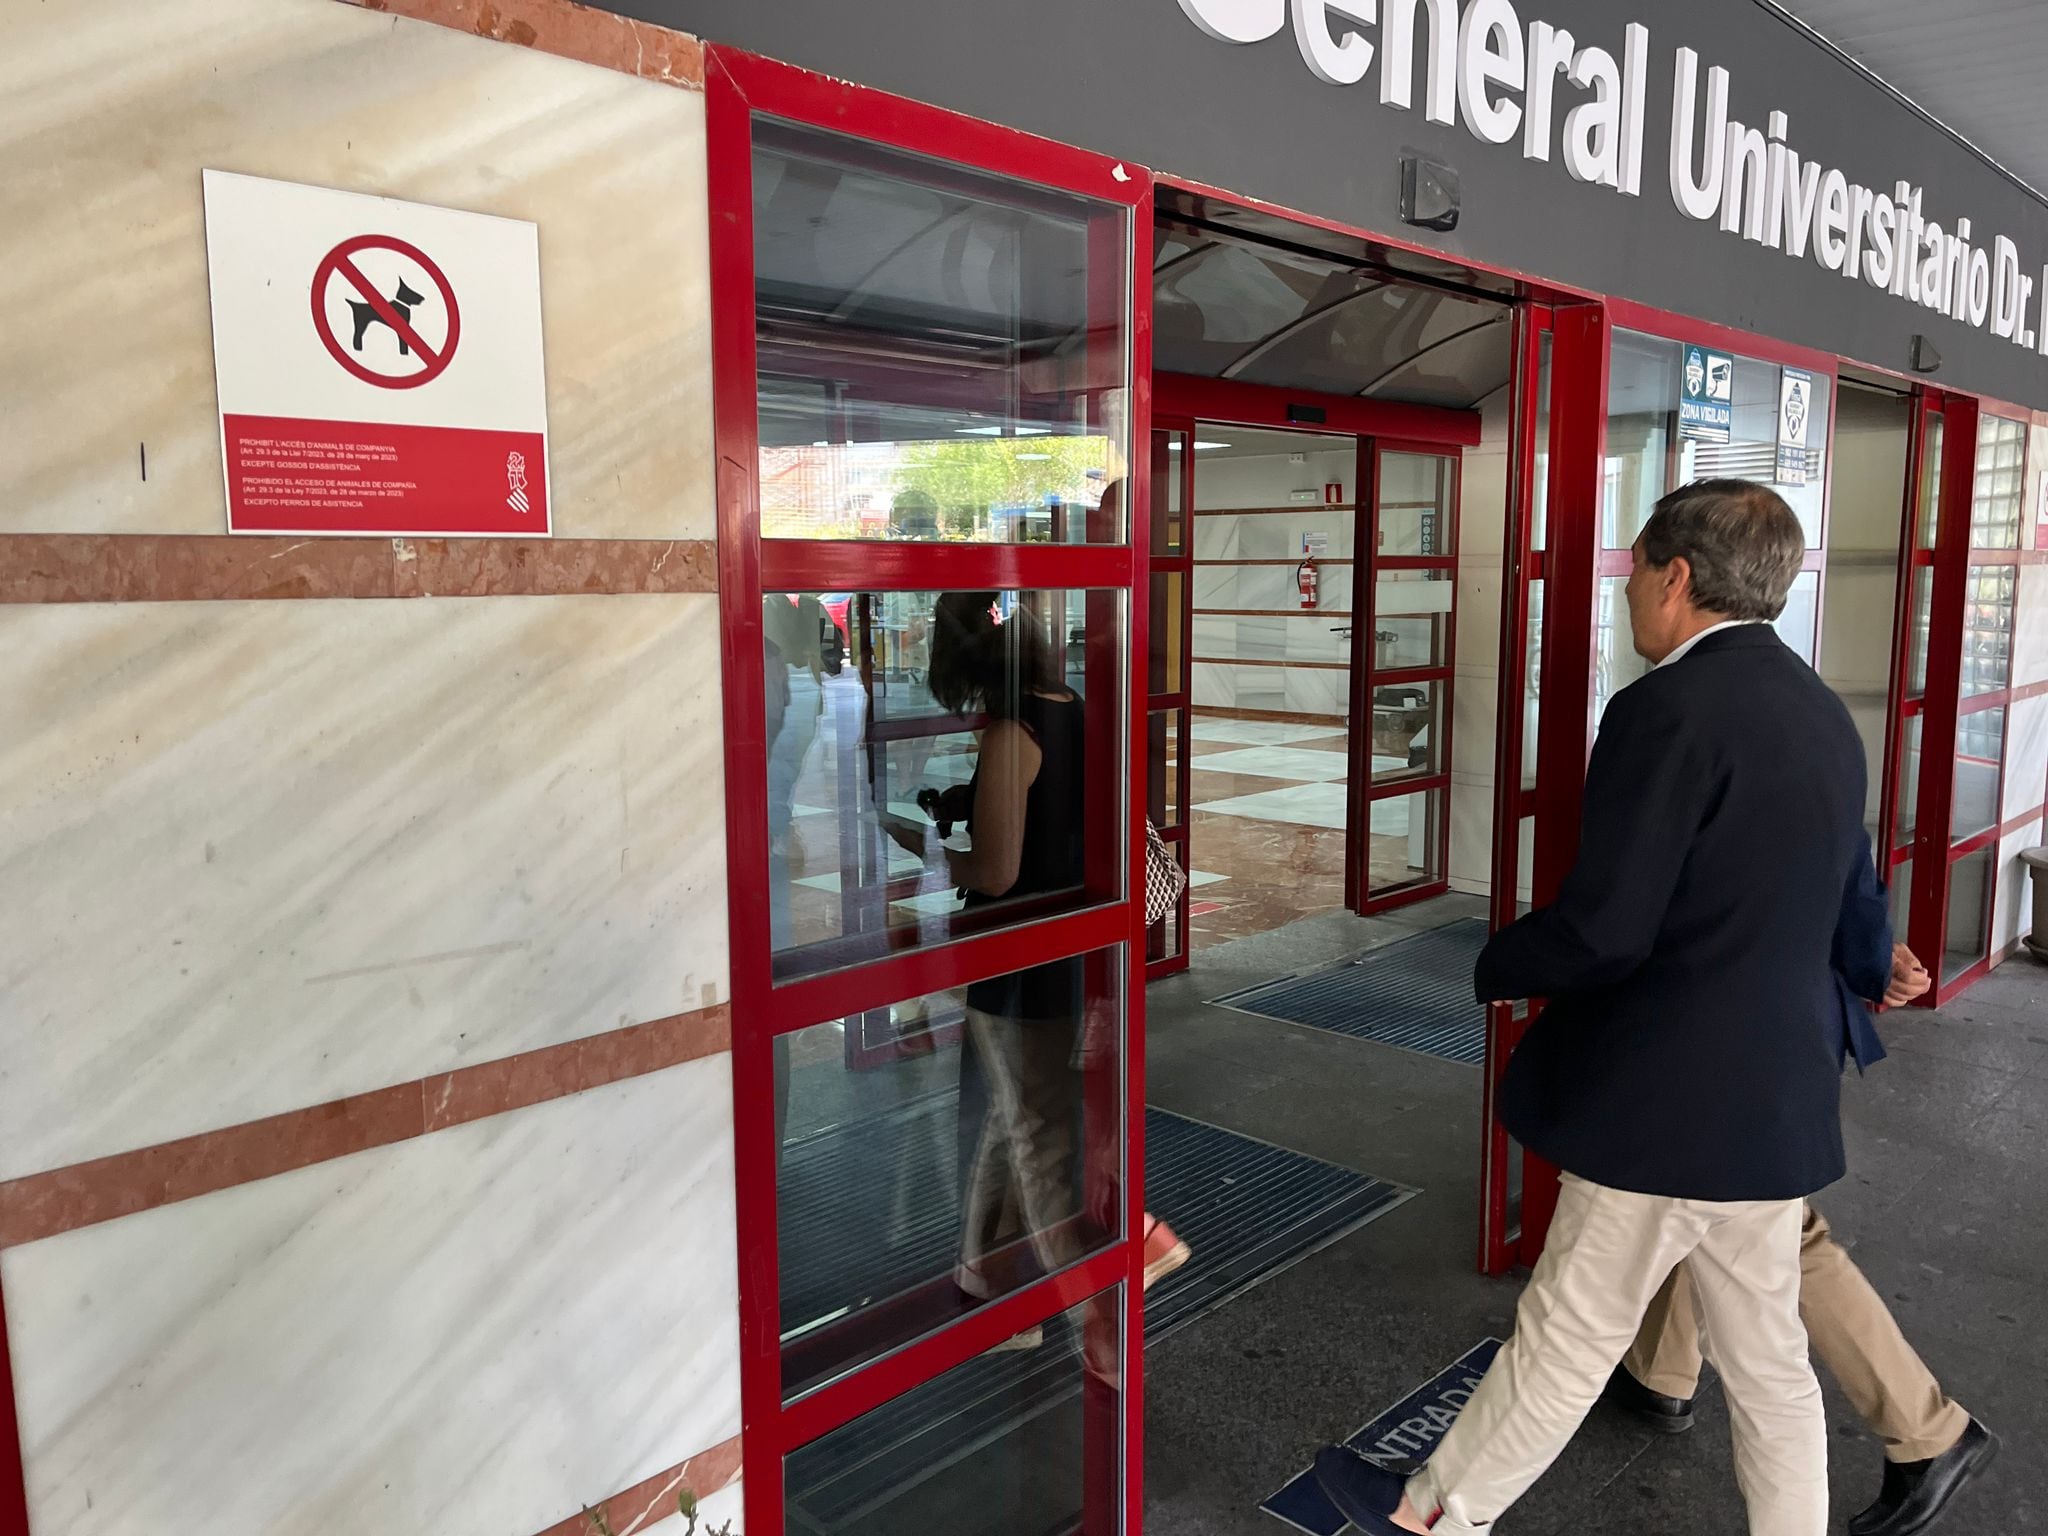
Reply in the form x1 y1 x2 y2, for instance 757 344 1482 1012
1147 708 1184 829
1895 713 1924 844
1942 848 1994 982
765 588 1123 979
1953 707 2005 843
1371 570 1455 669
1970 416 2026 549
1378 451 1455 556
1594 575 1650 725
1148 570 1185 696
1605 332 1831 548
1906 567 1935 697
1916 414 1946 547
1370 679 1443 781
1368 788 1440 897
1773 570 1821 664
1960 565 2016 697
784 1290 1124 1527
1533 329 1553 552
753 118 1128 543
776 952 1124 1399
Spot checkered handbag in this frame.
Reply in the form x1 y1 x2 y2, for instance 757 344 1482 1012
1144 818 1187 928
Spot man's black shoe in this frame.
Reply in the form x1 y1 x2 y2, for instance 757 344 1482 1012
1600 1363 1695 1434
1847 1419 1998 1536
1311 1445 1411 1535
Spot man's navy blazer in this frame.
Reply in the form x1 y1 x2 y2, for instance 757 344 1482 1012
1834 831 1892 1073
1479 625 1868 1202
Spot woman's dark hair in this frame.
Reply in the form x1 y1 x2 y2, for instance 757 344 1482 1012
926 591 1062 717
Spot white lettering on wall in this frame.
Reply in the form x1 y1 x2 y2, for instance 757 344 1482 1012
1173 0 2047 357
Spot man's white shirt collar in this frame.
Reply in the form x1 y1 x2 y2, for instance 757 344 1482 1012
1656 618 1769 670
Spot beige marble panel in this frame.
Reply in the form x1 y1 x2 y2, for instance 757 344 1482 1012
1 1058 740 1536
0 0 712 539
0 594 728 1181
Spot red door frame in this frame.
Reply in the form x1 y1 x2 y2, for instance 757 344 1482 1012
1146 421 1197 980
1149 372 1480 922
707 46 1152 1535
1355 440 1464 915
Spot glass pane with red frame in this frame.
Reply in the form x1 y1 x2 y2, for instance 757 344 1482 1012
1605 332 1831 548
1942 846 1995 983
766 588 1123 980
1960 565 2017 697
1373 569 1453 669
1772 570 1821 664
1370 678 1442 781
1368 787 1440 897
1888 853 1912 942
1521 581 1544 790
1152 427 1186 556
1148 570 1185 696
1146 708 1184 830
775 952 1124 1400
1970 416 2026 549
1895 713 1924 843
1515 814 1535 918
752 119 1129 545
784 1288 1124 1533
1906 567 1935 696
1594 575 1650 727
1953 706 2005 843
1533 329 1552 552
1378 452 1455 556
1916 414 1945 547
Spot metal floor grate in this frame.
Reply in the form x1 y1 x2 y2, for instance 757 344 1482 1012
782 1106 1410 1532
1210 919 1489 1065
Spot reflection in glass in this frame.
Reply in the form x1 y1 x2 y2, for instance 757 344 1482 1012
1147 708 1183 829
1888 854 1912 945
1522 582 1544 790
1378 452 1456 556
1906 568 1934 696
1372 570 1454 669
1970 416 2026 549
1895 713 1924 843
1152 427 1186 556
1370 679 1442 781
1604 331 1831 548
776 952 1123 1400
1595 575 1650 726
1772 570 1821 664
1149 570 1185 696
1368 788 1440 896
1533 331 1553 551
752 119 1128 543
1916 414 1944 547
1953 707 2004 842
765 588 1121 979
784 1289 1123 1533
1960 565 2016 697
1943 849 1994 983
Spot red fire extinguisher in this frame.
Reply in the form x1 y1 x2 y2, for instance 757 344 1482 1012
1296 557 1320 610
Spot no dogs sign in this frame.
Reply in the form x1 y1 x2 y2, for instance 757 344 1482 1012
202 171 549 536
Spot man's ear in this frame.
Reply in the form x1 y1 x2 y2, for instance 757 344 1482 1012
1662 555 1694 604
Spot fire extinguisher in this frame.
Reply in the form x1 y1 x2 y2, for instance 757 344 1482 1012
1296 557 1320 610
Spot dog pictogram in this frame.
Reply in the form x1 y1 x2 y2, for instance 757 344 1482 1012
348 277 428 356
310 234 461 390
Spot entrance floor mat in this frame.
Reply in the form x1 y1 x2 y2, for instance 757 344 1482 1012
1209 918 1489 1065
782 1106 1411 1532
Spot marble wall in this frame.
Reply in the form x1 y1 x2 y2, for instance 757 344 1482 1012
0 1 741 1533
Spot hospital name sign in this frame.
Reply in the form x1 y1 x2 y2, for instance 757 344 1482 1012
1177 0 2048 358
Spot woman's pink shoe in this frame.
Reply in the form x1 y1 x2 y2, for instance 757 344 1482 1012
1142 1216 1191 1290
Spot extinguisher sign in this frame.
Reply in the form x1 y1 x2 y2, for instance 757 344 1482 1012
201 170 551 538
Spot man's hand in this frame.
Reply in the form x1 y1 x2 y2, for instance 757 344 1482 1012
1882 943 1932 1008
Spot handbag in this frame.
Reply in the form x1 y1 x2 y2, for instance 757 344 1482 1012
1144 817 1188 928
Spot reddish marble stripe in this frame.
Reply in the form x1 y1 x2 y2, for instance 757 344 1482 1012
0 535 718 603
349 0 705 88
0 1003 729 1249
537 1435 743 1536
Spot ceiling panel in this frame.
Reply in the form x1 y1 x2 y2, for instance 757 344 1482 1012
1769 0 2048 193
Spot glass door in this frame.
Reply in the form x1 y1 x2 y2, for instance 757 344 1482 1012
709 48 1147 1536
1352 445 1459 911
1881 395 1947 952
1146 421 1194 978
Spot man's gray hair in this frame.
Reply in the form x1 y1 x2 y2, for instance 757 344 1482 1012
1640 479 1806 621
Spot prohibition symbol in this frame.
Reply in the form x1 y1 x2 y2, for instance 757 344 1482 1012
310 234 461 390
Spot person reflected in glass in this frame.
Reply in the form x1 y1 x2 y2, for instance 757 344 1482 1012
881 592 1092 1332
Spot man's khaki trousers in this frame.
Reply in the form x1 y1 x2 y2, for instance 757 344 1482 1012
1626 1202 1971 1463
1405 1173 1827 1536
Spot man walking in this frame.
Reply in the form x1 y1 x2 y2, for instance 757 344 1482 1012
1315 480 1866 1535
1608 879 1998 1536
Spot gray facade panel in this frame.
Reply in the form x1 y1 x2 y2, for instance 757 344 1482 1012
620 0 2048 408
